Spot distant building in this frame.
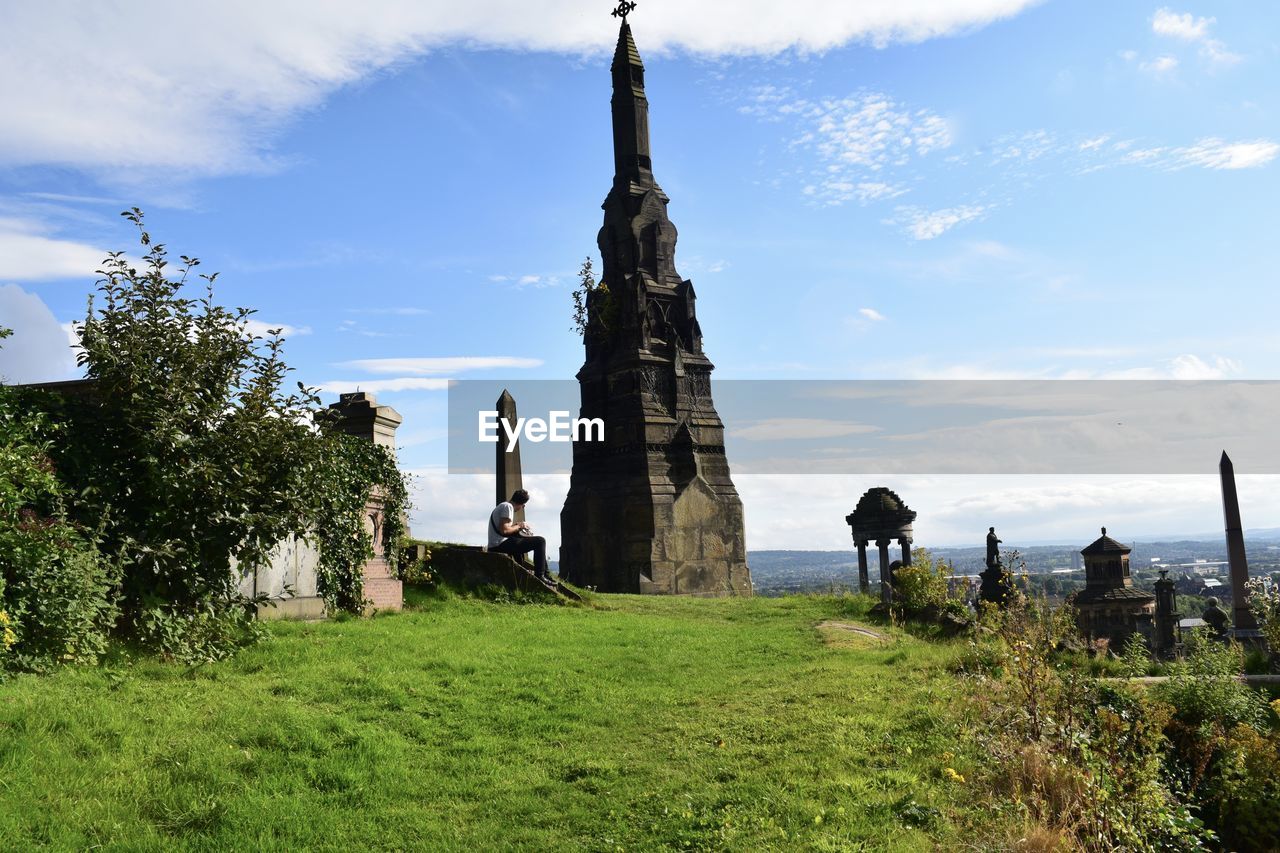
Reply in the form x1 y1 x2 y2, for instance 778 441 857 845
1073 528 1155 645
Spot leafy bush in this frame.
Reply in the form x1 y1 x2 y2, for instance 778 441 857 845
893 548 968 620
1204 719 1280 852
131 597 266 665
0 385 116 673
33 211 408 658
1155 630 1268 732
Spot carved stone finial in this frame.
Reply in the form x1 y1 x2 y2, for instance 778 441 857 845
611 1 637 20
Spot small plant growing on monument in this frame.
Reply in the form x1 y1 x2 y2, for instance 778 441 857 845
570 256 616 341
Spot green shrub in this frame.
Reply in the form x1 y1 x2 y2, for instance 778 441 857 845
893 548 967 619
1204 722 1280 852
969 594 1214 850
131 598 265 665
1155 631 1268 732
0 387 116 673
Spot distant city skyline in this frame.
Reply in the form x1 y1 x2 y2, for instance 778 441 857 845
3 1 1278 552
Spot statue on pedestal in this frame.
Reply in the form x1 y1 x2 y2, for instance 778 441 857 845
978 526 1011 609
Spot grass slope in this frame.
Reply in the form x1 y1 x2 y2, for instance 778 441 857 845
0 591 992 850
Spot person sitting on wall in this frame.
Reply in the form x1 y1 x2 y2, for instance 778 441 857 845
488 489 550 581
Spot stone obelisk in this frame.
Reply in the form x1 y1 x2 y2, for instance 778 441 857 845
496 389 523 523
1219 451 1259 634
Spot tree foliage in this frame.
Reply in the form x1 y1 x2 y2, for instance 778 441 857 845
22 210 408 661
1 351 116 673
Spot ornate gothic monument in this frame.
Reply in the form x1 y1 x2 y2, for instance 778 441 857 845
559 14 751 596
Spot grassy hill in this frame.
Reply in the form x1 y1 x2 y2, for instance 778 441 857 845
0 590 998 850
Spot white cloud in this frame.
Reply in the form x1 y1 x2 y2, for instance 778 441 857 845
315 377 451 394
0 284 78 383
0 218 104 281
1173 138 1279 170
1152 9 1212 41
730 418 881 441
1150 8 1240 67
1199 39 1241 66
888 204 989 240
1140 55 1179 74
0 1 1041 176
243 319 312 338
1102 354 1242 380
339 356 542 375
858 307 886 322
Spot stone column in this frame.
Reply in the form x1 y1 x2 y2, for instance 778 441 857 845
1220 452 1260 635
1154 569 1177 659
495 389 524 523
878 538 892 603
328 391 405 612
899 538 912 566
856 540 869 594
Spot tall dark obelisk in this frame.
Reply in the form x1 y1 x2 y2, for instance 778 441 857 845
559 12 751 596
495 389 523 524
1219 451 1259 634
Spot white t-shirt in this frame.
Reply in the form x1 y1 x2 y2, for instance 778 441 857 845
488 502 514 549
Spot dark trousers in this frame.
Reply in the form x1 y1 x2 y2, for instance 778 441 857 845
492 535 548 577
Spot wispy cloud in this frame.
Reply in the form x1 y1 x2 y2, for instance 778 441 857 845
859 307 886 322
886 204 990 240
338 356 543 375
1139 55 1179 75
1150 7 1241 66
315 377 451 394
745 88 948 206
490 273 563 288
1173 138 1279 170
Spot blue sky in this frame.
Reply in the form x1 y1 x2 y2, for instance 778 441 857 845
2 1 1279 554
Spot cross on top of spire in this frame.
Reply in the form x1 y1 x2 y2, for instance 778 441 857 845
611 1 637 21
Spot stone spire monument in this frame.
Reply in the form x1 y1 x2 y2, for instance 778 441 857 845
559 6 751 596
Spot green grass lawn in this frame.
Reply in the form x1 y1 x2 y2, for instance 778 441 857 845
0 590 999 850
